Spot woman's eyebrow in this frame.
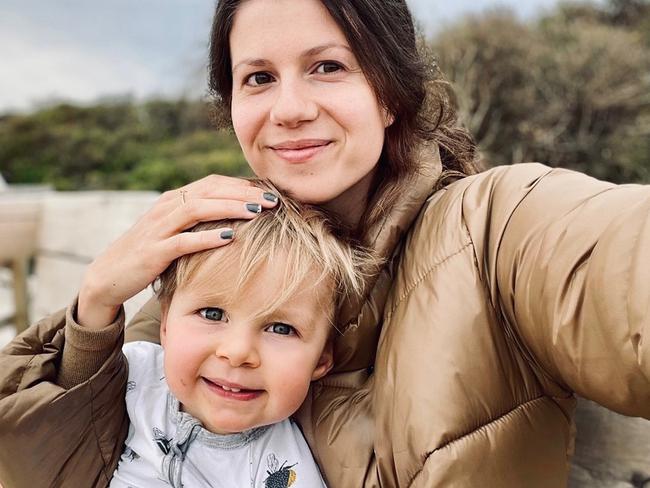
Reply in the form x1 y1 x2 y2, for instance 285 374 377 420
232 43 352 74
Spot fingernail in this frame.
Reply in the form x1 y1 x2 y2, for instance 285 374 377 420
246 203 262 214
263 192 278 203
220 229 234 240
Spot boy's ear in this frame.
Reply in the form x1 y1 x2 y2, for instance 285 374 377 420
311 339 334 381
159 304 169 349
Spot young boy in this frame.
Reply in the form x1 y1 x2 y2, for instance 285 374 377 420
107 188 375 487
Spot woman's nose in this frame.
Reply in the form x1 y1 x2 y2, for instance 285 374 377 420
269 80 318 128
214 330 260 368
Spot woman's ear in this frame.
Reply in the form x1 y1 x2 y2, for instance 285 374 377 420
311 339 334 381
383 108 395 128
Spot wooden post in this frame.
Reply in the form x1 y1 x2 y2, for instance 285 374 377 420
11 257 29 334
0 197 43 335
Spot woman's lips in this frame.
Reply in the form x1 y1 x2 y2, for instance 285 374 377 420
270 141 332 163
202 377 263 401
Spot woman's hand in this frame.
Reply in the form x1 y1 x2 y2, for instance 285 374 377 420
77 175 278 329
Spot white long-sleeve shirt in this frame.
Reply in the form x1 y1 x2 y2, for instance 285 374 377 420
110 341 327 488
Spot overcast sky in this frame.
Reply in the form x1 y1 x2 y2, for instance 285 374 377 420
0 0 584 114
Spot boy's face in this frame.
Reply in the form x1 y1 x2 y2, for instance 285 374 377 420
160 254 334 434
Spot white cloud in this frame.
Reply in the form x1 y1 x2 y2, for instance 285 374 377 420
0 6 208 113
407 0 561 34
0 32 158 112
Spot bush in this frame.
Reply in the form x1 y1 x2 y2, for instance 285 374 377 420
432 0 650 182
0 100 247 191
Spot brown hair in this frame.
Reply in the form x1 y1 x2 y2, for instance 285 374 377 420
208 0 479 234
156 182 379 322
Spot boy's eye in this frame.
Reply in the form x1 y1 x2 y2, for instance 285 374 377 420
265 322 296 336
199 307 226 322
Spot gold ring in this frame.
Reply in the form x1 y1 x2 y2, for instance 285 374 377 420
180 189 188 205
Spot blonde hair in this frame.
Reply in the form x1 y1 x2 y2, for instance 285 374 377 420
155 181 378 325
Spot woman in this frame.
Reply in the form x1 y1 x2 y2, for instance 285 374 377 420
1 0 649 486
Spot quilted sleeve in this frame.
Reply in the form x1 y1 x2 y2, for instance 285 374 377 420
464 163 650 417
0 306 129 487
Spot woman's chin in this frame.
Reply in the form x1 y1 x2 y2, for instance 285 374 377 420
267 178 341 206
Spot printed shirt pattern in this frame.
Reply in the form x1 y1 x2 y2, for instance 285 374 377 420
109 341 327 488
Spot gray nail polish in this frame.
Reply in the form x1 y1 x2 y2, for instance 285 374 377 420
246 203 262 214
220 229 234 240
263 192 278 203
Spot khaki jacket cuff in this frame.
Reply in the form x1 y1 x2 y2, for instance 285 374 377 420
57 296 125 389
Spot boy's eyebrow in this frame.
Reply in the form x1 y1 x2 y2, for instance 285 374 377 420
193 288 234 307
232 43 353 74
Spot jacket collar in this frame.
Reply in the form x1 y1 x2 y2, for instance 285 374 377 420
333 144 442 372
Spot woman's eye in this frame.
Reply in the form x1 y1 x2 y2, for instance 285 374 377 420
244 72 274 87
265 322 296 336
243 62 342 87
315 61 343 74
199 307 226 322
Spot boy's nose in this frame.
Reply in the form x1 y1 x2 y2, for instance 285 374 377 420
214 330 260 368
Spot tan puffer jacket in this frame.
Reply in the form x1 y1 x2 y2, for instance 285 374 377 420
1 154 649 487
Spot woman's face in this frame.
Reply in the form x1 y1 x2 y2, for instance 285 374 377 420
229 0 391 206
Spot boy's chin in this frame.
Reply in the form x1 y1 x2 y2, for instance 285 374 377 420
203 419 266 435
179 405 265 435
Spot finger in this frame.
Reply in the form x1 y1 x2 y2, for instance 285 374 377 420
159 175 253 203
159 181 278 210
162 227 236 260
148 188 274 225
162 199 266 235
182 184 278 207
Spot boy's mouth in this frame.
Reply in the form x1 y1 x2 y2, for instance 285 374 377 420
201 377 263 401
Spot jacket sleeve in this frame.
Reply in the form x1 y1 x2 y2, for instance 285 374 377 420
0 304 129 487
464 163 650 417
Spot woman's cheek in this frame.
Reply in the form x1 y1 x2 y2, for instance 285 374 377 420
232 97 264 143
231 118 250 154
234 133 263 174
